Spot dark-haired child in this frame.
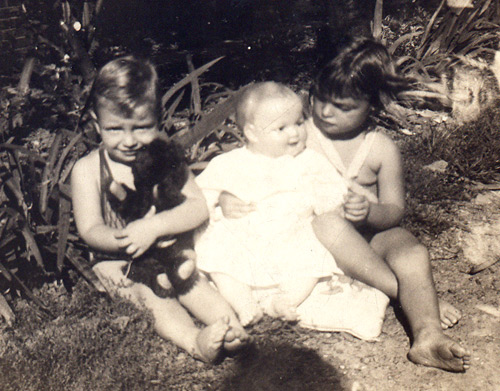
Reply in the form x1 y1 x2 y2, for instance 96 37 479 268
307 37 470 372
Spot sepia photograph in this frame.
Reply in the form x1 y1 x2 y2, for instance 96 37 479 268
0 1 499 389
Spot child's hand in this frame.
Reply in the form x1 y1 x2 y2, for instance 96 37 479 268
343 190 370 223
219 191 256 219
114 206 157 258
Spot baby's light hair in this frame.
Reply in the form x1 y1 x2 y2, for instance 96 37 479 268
91 55 161 120
311 37 409 109
235 82 301 130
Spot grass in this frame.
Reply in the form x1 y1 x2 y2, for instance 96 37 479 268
0 277 349 391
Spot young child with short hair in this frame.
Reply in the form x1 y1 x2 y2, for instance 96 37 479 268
195 82 378 327
306 37 470 372
71 56 249 363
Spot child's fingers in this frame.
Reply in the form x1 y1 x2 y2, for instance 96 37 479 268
144 205 156 219
224 202 256 219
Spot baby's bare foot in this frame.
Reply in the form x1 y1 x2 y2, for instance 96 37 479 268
195 316 230 363
271 295 299 322
223 325 253 352
408 328 470 372
439 300 461 329
236 302 263 327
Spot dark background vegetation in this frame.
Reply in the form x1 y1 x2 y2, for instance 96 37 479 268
1 1 500 390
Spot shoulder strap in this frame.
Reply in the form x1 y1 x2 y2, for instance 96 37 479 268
345 131 378 180
98 148 126 229
306 119 347 176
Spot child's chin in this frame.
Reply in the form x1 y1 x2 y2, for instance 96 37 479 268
289 144 305 157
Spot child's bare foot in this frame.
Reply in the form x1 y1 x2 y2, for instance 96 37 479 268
270 295 299 322
194 316 230 363
439 300 461 329
235 301 263 327
223 325 253 352
408 327 470 372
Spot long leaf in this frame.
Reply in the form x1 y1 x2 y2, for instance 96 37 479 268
187 54 202 116
20 223 44 269
56 195 72 272
170 85 249 149
52 133 83 187
39 132 63 215
0 143 46 163
65 252 106 292
8 265 54 318
389 31 423 55
417 0 447 58
161 89 185 131
161 57 224 107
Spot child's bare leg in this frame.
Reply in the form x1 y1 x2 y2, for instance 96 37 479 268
313 213 398 297
206 272 263 327
270 277 318 321
178 274 252 350
313 213 459 328
132 283 229 362
371 228 470 372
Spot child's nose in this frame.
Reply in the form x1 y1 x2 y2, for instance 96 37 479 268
122 130 138 147
321 103 335 117
286 125 299 137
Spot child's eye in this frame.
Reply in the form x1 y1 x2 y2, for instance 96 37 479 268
133 124 156 133
335 104 352 111
105 128 123 133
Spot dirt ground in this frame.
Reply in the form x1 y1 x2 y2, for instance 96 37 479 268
218 190 500 391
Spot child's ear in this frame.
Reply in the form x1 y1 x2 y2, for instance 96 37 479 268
243 123 258 144
89 110 101 134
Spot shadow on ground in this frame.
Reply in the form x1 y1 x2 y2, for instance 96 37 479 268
220 340 345 391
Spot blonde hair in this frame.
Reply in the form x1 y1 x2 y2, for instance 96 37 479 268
235 82 300 130
91 56 161 119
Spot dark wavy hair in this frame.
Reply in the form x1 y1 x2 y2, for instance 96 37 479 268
91 55 161 120
310 37 409 110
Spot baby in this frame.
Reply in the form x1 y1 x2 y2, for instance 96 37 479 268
194 82 348 326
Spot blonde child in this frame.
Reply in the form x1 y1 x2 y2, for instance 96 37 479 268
306 37 470 372
71 56 249 363
195 82 357 326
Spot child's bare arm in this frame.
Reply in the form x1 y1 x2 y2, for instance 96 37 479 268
116 171 209 257
71 154 124 254
363 134 405 230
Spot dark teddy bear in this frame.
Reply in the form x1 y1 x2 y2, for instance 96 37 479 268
107 138 199 298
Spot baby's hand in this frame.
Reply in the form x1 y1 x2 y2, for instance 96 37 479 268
343 190 370 223
115 206 157 258
219 191 256 219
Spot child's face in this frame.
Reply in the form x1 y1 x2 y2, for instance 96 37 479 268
95 103 159 164
247 96 306 158
311 95 371 138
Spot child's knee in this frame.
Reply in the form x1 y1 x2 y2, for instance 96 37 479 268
312 212 349 243
394 243 430 277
